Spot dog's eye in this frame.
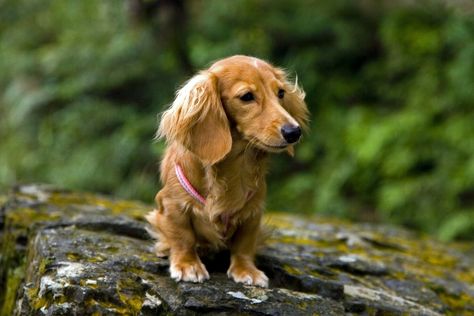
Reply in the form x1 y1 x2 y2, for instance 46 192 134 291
278 89 285 99
240 92 254 102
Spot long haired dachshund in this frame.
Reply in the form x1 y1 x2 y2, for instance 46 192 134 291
146 55 308 287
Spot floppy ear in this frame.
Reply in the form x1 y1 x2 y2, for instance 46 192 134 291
274 68 310 131
273 68 310 157
283 77 310 131
158 71 232 165
285 80 309 156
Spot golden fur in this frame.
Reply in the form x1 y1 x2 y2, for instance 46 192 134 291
146 55 308 287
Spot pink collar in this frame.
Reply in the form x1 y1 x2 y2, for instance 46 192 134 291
175 164 206 205
174 163 256 207
175 163 257 235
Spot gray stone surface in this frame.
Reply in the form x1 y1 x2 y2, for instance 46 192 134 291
1 184 474 315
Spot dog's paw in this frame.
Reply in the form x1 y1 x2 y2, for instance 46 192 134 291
170 260 210 283
227 265 269 288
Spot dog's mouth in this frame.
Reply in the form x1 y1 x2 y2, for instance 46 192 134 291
253 139 288 152
262 143 287 149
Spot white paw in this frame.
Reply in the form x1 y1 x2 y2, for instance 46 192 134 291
170 261 210 283
227 267 269 288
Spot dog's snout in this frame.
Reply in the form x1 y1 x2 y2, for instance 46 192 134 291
281 124 301 144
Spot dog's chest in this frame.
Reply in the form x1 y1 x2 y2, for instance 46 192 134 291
205 153 259 225
216 153 259 202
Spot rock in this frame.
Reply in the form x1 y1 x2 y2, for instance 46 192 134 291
1 184 473 315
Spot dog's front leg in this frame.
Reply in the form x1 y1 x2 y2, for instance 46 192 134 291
151 202 210 283
227 208 269 287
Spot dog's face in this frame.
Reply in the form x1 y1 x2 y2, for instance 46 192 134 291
210 56 308 153
159 55 309 165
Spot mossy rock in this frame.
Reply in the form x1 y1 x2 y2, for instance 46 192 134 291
0 184 473 315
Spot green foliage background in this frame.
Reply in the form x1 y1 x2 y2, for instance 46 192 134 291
1 0 473 240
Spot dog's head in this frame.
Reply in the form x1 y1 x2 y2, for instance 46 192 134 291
158 55 309 165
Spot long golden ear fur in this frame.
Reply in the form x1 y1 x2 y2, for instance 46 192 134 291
158 71 232 165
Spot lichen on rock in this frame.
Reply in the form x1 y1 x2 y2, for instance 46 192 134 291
0 184 473 315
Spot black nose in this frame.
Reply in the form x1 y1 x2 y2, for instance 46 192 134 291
281 124 301 144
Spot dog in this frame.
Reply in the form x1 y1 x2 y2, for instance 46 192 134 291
146 55 308 287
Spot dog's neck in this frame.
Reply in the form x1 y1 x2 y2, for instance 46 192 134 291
173 130 268 203
211 132 268 182
223 128 268 161
172 133 268 222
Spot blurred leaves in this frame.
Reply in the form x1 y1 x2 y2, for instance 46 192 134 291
1 0 473 240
